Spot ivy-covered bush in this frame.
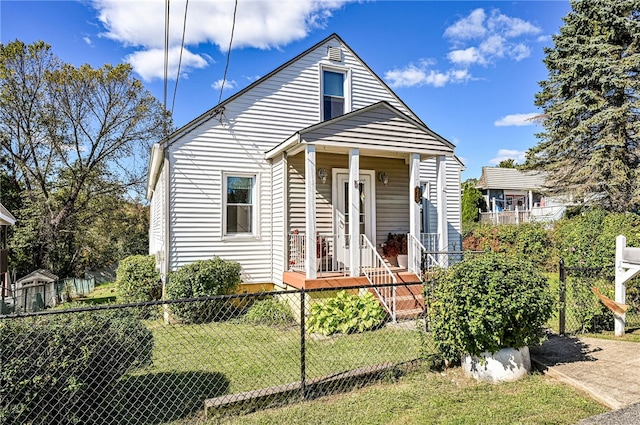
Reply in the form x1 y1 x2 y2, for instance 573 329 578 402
552 209 640 272
306 290 386 335
427 253 553 364
115 255 161 303
166 257 241 323
462 223 552 270
0 309 153 424
243 297 295 326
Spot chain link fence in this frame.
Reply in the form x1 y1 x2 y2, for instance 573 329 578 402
0 282 436 424
553 260 640 335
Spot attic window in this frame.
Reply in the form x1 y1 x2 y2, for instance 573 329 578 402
328 46 342 62
322 70 345 121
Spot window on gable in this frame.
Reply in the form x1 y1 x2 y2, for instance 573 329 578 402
226 175 254 234
323 70 345 121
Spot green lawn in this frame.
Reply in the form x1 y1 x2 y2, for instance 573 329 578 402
74 281 117 304
210 366 607 425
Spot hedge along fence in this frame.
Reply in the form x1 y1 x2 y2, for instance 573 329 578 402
0 283 436 424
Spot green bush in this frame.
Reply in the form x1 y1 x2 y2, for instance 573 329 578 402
463 223 552 270
427 253 553 363
306 290 386 335
0 309 153 424
166 257 241 323
243 297 295 326
115 255 161 303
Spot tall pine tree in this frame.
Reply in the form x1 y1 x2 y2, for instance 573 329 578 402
526 0 640 211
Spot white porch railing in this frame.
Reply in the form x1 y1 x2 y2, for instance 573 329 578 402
360 234 397 322
408 233 427 277
420 233 439 252
288 233 347 277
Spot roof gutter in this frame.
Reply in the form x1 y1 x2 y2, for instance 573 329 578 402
146 143 164 200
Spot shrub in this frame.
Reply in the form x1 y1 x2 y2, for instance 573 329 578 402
462 223 552 270
306 290 386 335
0 308 153 424
166 257 241 323
427 253 553 364
243 297 295 326
115 255 161 303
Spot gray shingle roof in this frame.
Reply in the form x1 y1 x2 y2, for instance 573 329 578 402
476 167 546 191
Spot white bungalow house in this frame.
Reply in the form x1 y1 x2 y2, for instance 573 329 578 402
147 34 463 318
476 167 571 225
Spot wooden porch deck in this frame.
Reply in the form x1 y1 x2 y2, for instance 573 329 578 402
282 268 422 290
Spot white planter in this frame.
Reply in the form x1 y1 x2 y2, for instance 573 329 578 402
397 254 408 269
462 346 531 383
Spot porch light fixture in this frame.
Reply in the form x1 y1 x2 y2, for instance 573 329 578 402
378 172 389 186
318 168 327 184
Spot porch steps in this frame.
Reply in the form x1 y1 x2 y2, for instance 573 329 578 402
371 283 425 320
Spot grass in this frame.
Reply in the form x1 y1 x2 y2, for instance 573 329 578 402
216 366 607 425
74 281 117 304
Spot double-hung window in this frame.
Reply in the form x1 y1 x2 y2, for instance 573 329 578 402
225 175 254 235
322 70 345 121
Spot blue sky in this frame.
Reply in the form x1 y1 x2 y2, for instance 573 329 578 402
1 0 571 180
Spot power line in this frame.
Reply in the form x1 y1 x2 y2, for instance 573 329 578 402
171 0 189 114
163 0 170 136
218 0 238 105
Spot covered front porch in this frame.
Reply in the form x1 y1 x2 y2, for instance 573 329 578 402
267 102 455 320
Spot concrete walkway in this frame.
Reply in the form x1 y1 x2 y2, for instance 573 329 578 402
530 334 640 424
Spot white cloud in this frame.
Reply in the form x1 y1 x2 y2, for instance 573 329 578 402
212 79 237 91
125 46 210 81
494 113 539 127
448 47 486 66
489 149 526 165
92 0 352 80
83 36 94 47
444 8 487 40
443 8 541 67
384 60 470 88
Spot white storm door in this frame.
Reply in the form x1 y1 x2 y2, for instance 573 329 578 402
333 170 376 269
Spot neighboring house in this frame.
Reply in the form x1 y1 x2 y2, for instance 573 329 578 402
476 166 569 224
14 269 59 312
0 202 16 314
147 34 463 318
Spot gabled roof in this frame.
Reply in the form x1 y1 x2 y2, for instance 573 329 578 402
159 33 424 150
16 269 58 286
266 101 454 159
476 167 546 191
0 202 16 226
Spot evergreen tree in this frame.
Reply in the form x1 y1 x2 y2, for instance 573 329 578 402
461 180 487 223
525 0 640 211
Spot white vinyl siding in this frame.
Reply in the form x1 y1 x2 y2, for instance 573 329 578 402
157 35 459 284
420 157 462 251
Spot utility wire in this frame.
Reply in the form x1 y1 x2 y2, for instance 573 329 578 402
218 0 238 105
171 0 189 114
163 0 171 136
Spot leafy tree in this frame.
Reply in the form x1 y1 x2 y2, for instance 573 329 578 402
0 40 168 276
461 180 487 223
525 0 640 212
497 158 516 168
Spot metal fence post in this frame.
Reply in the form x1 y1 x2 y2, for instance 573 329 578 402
559 259 566 335
300 290 306 400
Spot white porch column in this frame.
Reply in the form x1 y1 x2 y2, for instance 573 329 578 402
528 190 533 210
349 148 360 277
436 156 448 253
305 145 317 278
409 154 420 274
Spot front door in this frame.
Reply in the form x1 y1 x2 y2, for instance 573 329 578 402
333 169 376 269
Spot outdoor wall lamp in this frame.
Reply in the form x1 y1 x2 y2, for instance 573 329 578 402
378 171 389 186
318 168 327 184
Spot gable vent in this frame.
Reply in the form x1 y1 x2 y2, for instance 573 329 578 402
328 46 343 62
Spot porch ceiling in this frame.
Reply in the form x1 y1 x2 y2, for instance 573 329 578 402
265 101 454 160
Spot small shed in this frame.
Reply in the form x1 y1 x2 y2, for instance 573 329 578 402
16 269 59 312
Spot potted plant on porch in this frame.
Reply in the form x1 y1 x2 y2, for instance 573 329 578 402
382 233 408 268
427 252 553 383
